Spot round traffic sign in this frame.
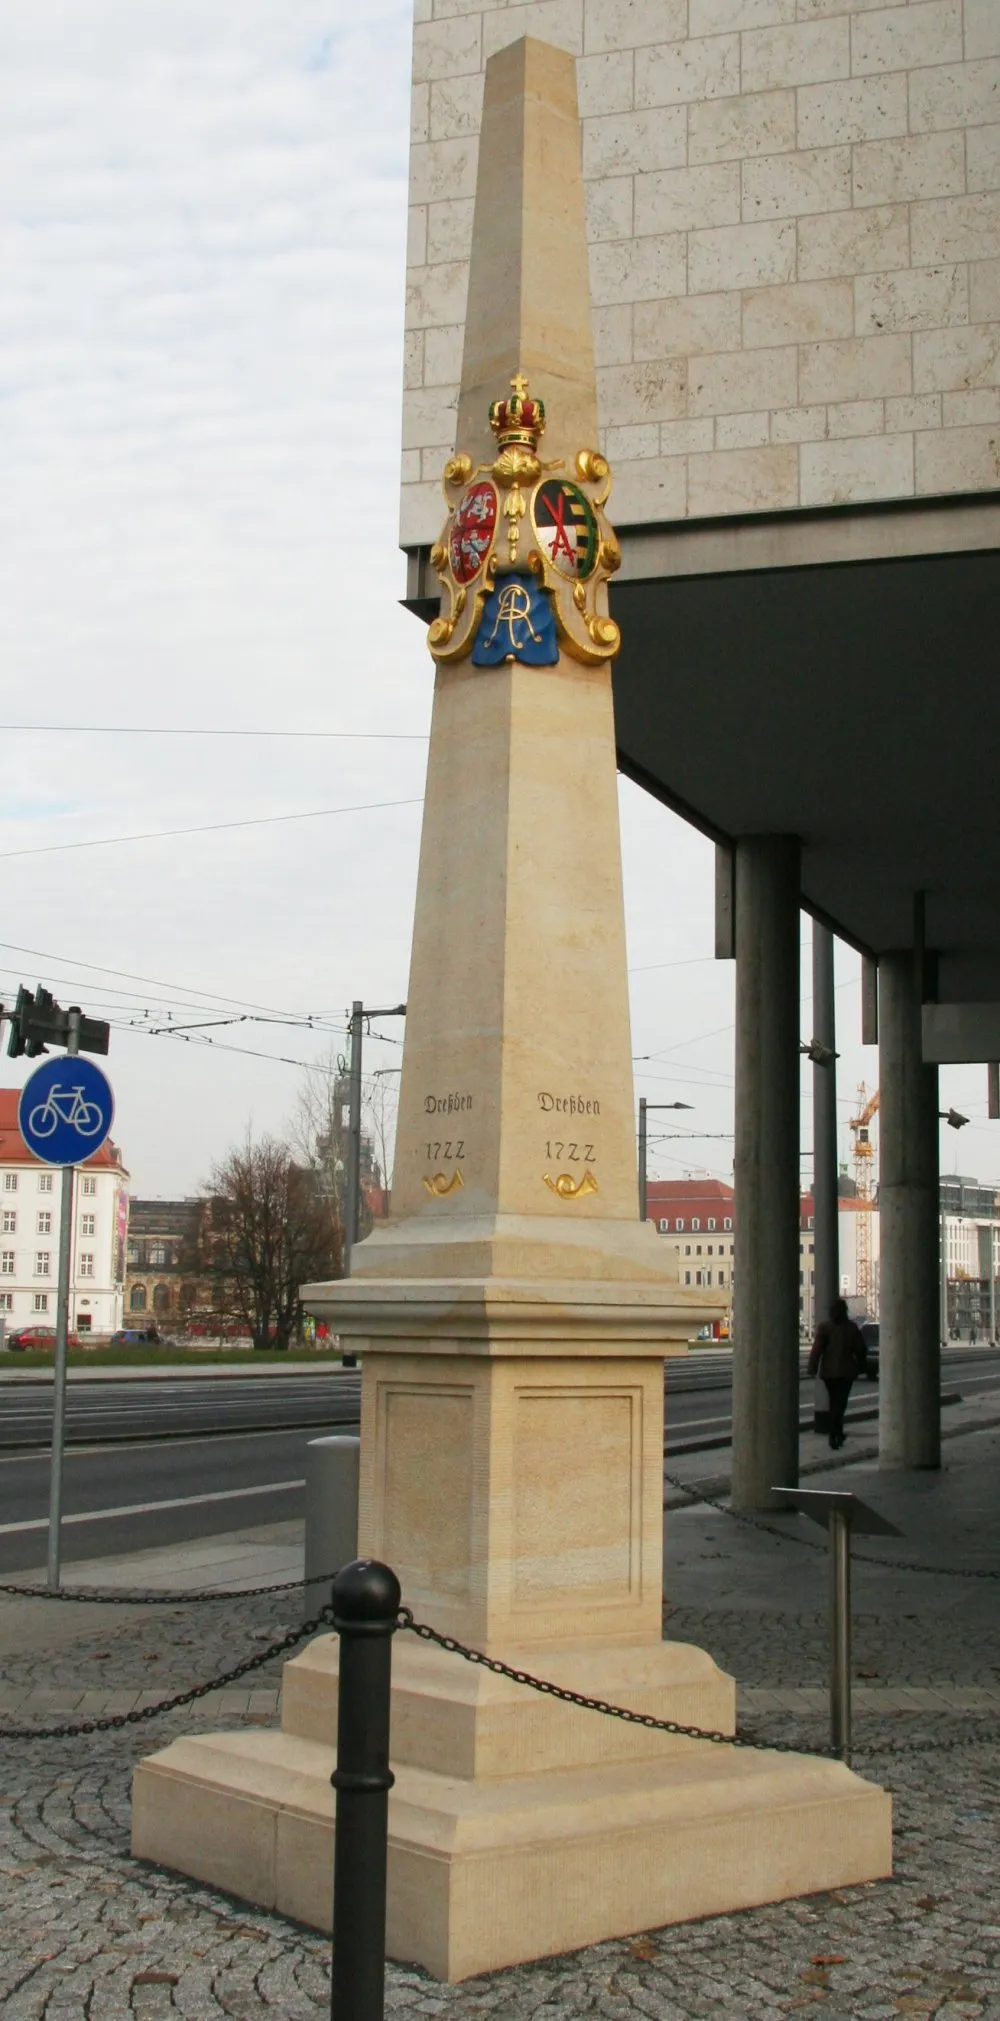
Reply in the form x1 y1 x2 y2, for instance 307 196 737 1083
18 1057 114 1168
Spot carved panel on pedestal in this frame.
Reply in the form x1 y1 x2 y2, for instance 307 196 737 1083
379 1386 474 1602
512 1387 640 1607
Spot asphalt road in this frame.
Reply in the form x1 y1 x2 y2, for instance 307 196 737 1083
0 1349 996 1576
0 1370 364 1451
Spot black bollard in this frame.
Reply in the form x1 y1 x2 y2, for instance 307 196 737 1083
330 1558 401 2021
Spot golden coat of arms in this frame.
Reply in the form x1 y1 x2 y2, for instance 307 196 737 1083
427 374 621 668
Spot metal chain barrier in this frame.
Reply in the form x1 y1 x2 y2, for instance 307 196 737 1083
664 1470 1000 1580
0 1603 334 1742
664 1470 828 1552
0 1568 343 1605
399 1606 832 1757
0 1586 994 1762
397 1609 998 1761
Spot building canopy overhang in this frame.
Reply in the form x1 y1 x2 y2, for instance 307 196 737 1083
607 493 1000 1010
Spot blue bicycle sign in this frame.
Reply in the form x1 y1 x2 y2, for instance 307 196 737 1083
18 1057 114 1167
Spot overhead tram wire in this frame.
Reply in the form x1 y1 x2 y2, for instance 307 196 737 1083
0 794 424 863
104 1023 344 1077
0 937 355 1023
0 962 306 1030
105 1014 409 1077
634 969 864 1069
0 941 407 1053
0 725 429 741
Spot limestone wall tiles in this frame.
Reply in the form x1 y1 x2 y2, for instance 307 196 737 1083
402 0 1000 539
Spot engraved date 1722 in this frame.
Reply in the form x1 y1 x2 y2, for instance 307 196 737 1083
544 1141 595 1163
425 1140 465 1161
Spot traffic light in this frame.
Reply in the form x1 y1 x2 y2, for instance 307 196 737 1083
3 984 110 1058
6 984 55 1059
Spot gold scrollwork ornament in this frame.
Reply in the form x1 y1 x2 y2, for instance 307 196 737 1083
428 372 621 667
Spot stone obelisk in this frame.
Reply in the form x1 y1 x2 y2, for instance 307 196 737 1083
131 37 891 1984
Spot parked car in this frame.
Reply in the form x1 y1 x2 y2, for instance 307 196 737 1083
860 1319 879 1379
108 1327 164 1348
6 1325 81 1352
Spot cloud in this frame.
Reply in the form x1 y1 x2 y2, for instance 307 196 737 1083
0 4 980 1202
0 2 424 1190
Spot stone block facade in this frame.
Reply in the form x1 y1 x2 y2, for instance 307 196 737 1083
402 0 1000 539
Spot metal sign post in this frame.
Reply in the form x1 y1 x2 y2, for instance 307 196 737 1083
829 1506 851 1759
48 1011 80 1595
771 1486 902 1762
637 1096 694 1223
17 1027 115 1594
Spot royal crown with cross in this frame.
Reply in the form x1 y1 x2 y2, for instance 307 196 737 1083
427 372 621 669
488 372 546 450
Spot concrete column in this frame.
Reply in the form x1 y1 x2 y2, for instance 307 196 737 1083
878 951 941 1469
812 924 840 1327
732 836 802 1512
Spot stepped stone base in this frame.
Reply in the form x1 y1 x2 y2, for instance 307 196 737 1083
132 1635 892 1983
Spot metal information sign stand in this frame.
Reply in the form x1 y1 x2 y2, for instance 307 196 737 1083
771 1487 902 1762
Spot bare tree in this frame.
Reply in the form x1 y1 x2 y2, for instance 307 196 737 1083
209 1129 340 1350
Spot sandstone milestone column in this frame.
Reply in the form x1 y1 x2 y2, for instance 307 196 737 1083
131 38 892 1983
311 36 719 1655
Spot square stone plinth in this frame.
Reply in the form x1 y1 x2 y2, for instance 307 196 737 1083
133 1720 891 1984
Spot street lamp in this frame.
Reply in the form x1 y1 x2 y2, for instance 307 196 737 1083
637 1096 694 1221
800 1038 839 1067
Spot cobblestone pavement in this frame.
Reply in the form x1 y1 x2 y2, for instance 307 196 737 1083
2 1428 1000 2018
2 1707 999 2019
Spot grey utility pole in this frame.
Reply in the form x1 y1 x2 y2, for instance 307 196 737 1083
342 1001 406 1276
48 1007 80 1593
343 1002 363 1281
637 1097 694 1221
811 925 839 1329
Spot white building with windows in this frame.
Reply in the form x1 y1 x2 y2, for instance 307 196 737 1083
647 1173 884 1334
0 1089 128 1337
646 1178 736 1305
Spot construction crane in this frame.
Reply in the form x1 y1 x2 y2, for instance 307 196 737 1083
849 1083 880 1315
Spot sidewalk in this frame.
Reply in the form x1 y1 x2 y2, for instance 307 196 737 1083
1 1418 999 2017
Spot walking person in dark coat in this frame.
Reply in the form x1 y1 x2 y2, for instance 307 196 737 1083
809 1297 867 1450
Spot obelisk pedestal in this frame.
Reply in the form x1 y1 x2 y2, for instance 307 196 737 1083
131 37 891 1981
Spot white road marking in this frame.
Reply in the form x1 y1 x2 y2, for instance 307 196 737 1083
0 1428 352 1466
0 1478 305 1534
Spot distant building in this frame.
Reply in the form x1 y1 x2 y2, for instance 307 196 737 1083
647 1166 1000 1337
0 1088 128 1336
125 1198 217 1325
645 1179 735 1300
940 1175 1000 1338
798 1183 880 1332
645 1172 879 1330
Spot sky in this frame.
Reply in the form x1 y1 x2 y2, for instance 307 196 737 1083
0 2 995 1200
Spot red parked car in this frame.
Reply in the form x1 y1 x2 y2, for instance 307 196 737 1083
6 1325 81 1352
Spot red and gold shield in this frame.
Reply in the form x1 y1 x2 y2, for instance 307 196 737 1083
448 479 498 584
